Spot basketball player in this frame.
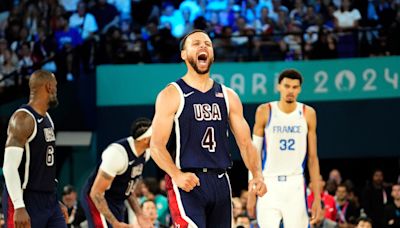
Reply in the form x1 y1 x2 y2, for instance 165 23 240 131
81 118 153 228
150 30 267 228
2 70 67 227
247 69 322 227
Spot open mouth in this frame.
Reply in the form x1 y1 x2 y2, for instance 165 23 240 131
197 52 208 64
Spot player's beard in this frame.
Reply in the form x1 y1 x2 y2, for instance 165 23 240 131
188 56 213 75
48 94 59 109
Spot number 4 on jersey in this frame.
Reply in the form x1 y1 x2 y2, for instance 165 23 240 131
202 127 216 152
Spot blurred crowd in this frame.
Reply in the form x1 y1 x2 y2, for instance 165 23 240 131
2 168 399 228
0 0 400 90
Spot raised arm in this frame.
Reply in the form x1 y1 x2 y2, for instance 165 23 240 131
226 88 266 197
150 85 199 192
3 111 35 227
305 105 322 225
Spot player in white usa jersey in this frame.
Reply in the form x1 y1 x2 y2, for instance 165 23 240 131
247 69 322 228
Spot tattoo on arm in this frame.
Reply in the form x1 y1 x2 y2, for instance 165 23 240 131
92 193 118 225
6 112 34 148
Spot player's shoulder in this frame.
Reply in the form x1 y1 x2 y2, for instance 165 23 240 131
303 104 316 115
10 109 35 127
256 102 273 114
156 83 181 104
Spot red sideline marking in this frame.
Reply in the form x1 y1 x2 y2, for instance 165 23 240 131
165 175 189 228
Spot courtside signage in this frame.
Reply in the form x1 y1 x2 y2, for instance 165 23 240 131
97 56 399 106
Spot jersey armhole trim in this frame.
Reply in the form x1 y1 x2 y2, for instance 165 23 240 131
221 85 230 116
12 109 37 143
170 82 185 119
266 103 272 128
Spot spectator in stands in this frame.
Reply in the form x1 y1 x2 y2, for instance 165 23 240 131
329 169 343 186
326 179 338 196
289 0 307 23
23 4 41 38
49 5 67 32
335 183 360 225
356 217 373 228
61 185 86 228
280 20 303 60
213 25 235 62
235 214 251 228
383 183 400 227
69 1 98 71
311 202 339 228
103 26 126 63
32 27 57 72
181 7 194 37
270 0 289 23
361 169 391 228
59 0 80 14
10 27 32 53
0 48 18 87
140 177 169 227
179 0 202 23
141 200 167 228
69 1 98 41
17 42 34 81
107 0 131 20
160 3 185 38
240 190 249 211
0 0 13 36
90 0 119 34
0 38 8 65
333 0 362 58
232 197 244 222
308 175 338 222
54 14 83 81
159 178 166 196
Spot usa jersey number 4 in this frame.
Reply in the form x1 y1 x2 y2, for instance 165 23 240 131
202 127 216 152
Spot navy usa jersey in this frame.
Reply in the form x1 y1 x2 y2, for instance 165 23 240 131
85 137 145 202
167 79 232 169
12 105 57 192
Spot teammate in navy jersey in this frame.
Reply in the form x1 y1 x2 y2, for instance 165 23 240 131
247 69 322 227
150 30 267 228
81 118 153 228
2 70 67 228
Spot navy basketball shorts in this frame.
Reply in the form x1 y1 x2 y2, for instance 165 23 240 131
2 188 67 228
166 171 232 228
80 182 125 228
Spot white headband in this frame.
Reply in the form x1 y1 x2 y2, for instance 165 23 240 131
136 126 152 140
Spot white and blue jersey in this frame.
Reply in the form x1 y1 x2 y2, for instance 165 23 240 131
256 101 310 228
262 101 308 177
168 79 231 170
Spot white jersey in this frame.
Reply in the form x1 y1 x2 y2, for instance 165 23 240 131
262 101 308 177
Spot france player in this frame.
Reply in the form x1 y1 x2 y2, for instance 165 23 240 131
247 69 322 227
